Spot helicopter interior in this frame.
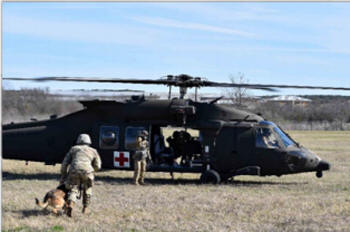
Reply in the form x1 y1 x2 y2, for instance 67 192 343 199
99 124 203 169
150 127 202 168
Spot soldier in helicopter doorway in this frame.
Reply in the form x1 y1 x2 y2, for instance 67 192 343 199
133 130 150 185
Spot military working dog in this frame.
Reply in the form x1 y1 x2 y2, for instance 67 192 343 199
35 184 68 215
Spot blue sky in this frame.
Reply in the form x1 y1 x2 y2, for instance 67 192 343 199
2 2 350 96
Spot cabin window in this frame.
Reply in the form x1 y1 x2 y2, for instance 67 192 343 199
125 126 148 150
99 126 119 149
255 127 280 149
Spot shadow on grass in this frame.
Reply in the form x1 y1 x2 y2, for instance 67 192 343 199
2 171 60 180
231 180 308 186
95 175 200 185
10 209 51 218
95 175 307 186
3 171 307 186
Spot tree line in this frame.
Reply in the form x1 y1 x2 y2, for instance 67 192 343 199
2 88 81 124
2 88 350 130
252 99 350 130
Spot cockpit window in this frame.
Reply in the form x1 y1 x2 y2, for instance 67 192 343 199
272 126 296 148
257 121 296 148
256 127 280 149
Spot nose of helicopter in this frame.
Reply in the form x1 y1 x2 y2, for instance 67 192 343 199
317 160 330 171
313 160 330 178
285 148 330 178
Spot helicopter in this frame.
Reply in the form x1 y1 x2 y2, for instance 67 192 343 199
3 74 350 184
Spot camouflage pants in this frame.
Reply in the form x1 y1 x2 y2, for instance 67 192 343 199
65 171 94 207
133 159 146 184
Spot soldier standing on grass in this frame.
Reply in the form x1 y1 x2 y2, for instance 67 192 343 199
60 134 102 217
133 130 149 185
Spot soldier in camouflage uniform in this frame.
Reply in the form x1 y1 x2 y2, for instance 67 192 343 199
60 134 102 217
133 130 149 185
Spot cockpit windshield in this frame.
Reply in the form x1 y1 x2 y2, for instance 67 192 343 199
272 126 296 148
256 127 281 149
256 121 296 149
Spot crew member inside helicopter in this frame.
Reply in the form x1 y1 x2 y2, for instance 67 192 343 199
153 127 174 165
166 130 202 166
166 131 188 162
256 128 280 149
153 128 202 167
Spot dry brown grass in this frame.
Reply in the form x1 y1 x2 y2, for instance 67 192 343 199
2 131 350 232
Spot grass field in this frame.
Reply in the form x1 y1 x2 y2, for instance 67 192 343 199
2 131 350 232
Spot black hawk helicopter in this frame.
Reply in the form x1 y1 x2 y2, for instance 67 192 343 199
3 74 350 183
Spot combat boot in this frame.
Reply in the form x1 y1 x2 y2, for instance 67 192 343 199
139 165 146 185
138 176 145 185
67 201 75 217
82 195 91 214
82 207 89 214
133 169 140 185
133 177 139 185
138 179 145 185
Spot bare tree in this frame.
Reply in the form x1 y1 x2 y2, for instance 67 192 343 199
224 72 250 106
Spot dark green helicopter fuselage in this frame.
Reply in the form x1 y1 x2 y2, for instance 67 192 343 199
2 98 330 181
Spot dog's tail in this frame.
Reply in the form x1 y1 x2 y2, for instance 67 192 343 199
35 198 49 208
35 193 50 209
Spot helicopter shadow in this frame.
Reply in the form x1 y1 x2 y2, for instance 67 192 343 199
3 171 307 186
2 171 198 185
2 171 60 181
95 175 307 186
228 180 308 186
95 175 200 185
2 171 199 185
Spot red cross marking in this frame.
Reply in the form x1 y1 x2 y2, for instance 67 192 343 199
115 152 129 166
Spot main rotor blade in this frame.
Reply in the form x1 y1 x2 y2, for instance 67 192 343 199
2 76 275 91
3 77 173 85
4 76 350 91
202 81 276 91
202 81 350 91
66 88 145 93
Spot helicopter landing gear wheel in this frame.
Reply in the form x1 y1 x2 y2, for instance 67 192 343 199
316 170 323 178
200 170 221 184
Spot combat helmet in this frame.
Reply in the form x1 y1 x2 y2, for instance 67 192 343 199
77 134 92 145
139 130 149 137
